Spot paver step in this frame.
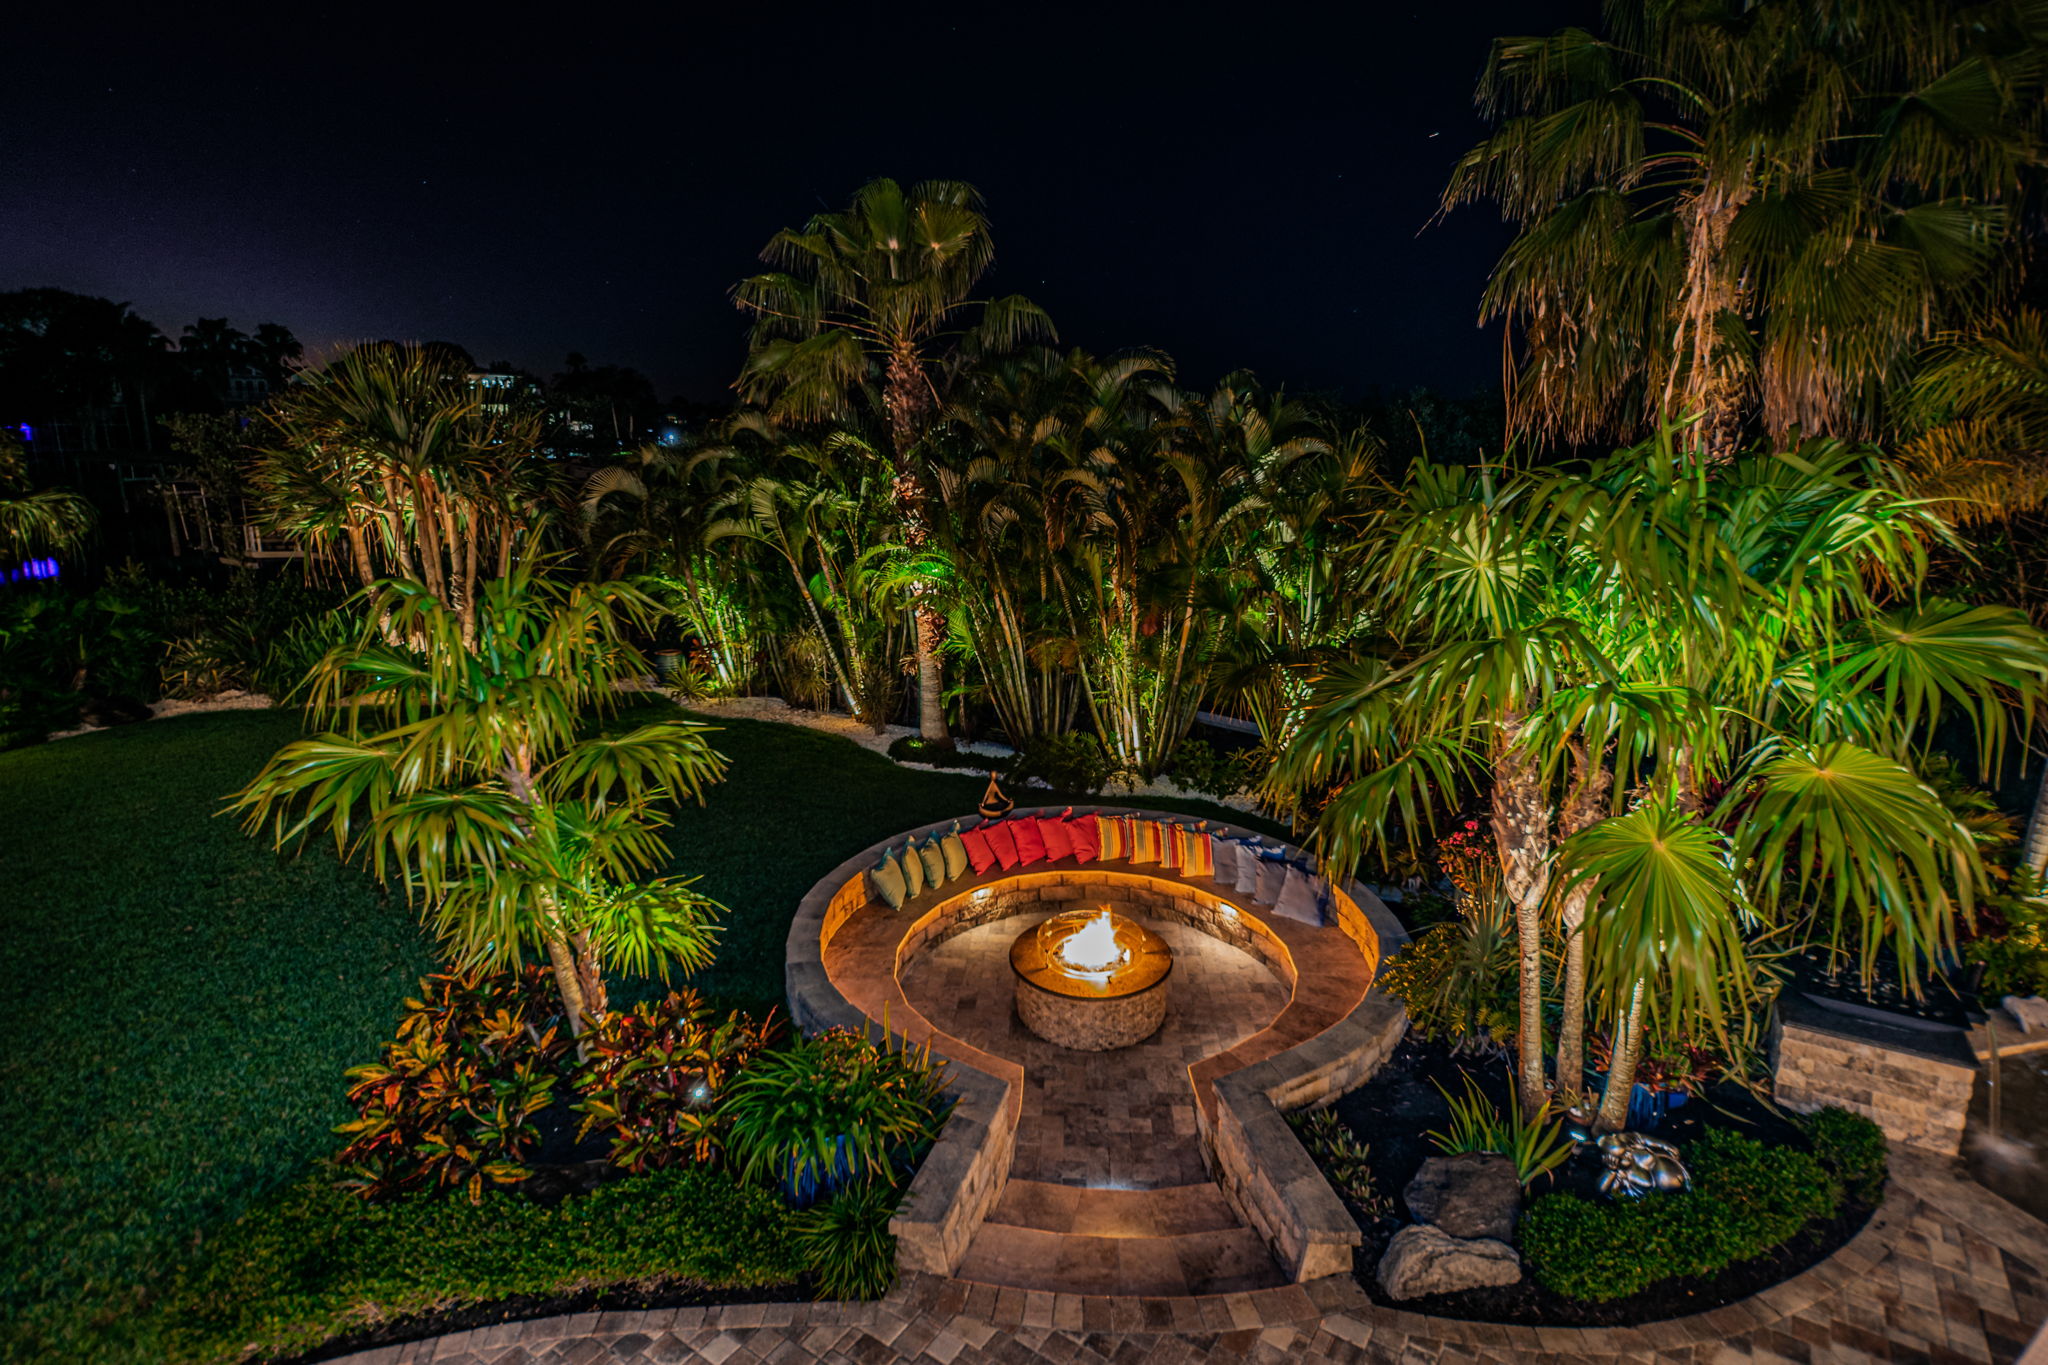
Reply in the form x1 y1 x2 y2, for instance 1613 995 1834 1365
954 1220 1285 1296
985 1179 1244 1237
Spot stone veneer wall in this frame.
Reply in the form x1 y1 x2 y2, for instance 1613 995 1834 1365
1201 994 1409 1280
790 806 1411 1283
1772 996 1978 1157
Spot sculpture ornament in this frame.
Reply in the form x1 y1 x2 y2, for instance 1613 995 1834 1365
1593 1131 1690 1198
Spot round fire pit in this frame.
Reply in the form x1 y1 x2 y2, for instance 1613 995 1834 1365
1009 908 1173 1051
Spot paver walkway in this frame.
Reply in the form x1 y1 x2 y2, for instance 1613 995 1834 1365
901 914 1290 1295
337 1153 2048 1364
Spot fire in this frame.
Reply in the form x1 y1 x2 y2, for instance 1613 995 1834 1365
1054 908 1130 978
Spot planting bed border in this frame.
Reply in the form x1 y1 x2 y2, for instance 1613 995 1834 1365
785 806 1411 1284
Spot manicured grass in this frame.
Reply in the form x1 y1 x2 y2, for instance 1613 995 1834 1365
125 1169 806 1364
1 710 433 1364
1 702 1264 1362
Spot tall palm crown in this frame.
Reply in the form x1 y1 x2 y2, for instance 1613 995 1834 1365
732 178 1052 742
732 178 1050 456
1444 0 2046 460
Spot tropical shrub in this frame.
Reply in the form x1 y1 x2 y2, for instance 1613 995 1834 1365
1427 1072 1572 1188
1290 1108 1389 1216
1589 1027 1723 1097
1520 1130 1838 1301
887 735 989 771
789 1177 903 1299
722 1028 951 1203
1960 868 2048 1003
334 967 569 1203
142 1167 804 1364
1170 739 1261 799
1379 917 1518 1053
1803 1107 1888 1206
1005 731 1118 795
573 990 778 1172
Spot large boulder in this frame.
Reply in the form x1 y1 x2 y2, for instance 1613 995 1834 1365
1403 1153 1521 1241
1377 1223 1522 1300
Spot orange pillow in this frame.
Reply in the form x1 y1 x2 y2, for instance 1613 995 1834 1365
1129 819 1163 865
1012 817 1047 865
1093 813 1129 861
1039 813 1074 862
983 819 1021 869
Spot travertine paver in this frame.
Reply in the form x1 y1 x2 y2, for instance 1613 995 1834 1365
900 915 1289 1188
333 1154 2048 1365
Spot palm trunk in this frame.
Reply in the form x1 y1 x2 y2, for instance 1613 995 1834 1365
1491 721 1553 1117
1661 183 1752 464
1554 753 1612 1107
2023 741 2048 875
544 933 589 1039
1595 978 1648 1134
916 605 947 740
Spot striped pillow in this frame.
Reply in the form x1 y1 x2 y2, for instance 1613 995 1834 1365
1129 819 1164 865
1171 823 1215 878
1094 813 1131 862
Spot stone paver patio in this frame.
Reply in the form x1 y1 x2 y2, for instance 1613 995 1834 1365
335 1152 2048 1364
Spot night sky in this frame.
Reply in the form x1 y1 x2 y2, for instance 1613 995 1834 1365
9 4 1590 405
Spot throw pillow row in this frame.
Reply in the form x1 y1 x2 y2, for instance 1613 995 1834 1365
866 811 1334 927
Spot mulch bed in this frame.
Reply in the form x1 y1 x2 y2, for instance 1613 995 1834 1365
1328 1034 1877 1327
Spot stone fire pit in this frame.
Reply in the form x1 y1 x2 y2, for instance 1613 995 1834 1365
1009 907 1173 1050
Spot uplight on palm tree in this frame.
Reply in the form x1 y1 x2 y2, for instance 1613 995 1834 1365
1444 0 2045 460
230 568 730 1037
733 178 1053 745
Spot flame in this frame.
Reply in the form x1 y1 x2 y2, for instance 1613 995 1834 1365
1055 909 1129 977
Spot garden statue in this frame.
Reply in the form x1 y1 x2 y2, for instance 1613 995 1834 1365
1595 1131 1689 1198
979 773 1014 819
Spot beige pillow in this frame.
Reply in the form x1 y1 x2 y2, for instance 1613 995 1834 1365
901 839 926 898
941 824 970 880
870 848 908 910
917 836 947 888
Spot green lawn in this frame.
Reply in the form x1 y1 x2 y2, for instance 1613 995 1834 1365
0 702 1260 1362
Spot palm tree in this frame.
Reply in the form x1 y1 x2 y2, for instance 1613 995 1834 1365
1274 457 1627 1116
256 343 554 638
230 569 729 1039
1895 308 2048 870
0 433 94 560
1444 0 2046 460
732 178 1053 744
1282 430 2048 1123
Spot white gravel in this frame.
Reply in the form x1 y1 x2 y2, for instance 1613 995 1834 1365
47 689 276 742
682 692 1260 812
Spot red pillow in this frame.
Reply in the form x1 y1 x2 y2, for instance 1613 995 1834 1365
982 819 1021 869
960 824 997 874
1011 816 1047 865
1066 813 1099 862
1038 814 1074 862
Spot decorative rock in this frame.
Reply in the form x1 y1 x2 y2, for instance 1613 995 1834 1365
2005 995 2048 1033
1377 1223 1521 1300
1402 1153 1521 1242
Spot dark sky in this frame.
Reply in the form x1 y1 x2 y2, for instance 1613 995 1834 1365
8 4 1590 406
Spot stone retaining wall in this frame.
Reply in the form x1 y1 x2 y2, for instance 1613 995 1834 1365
1773 994 1978 1156
1201 992 1410 1280
790 806 1411 1283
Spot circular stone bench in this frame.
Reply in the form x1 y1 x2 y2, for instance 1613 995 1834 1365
786 806 1411 1284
